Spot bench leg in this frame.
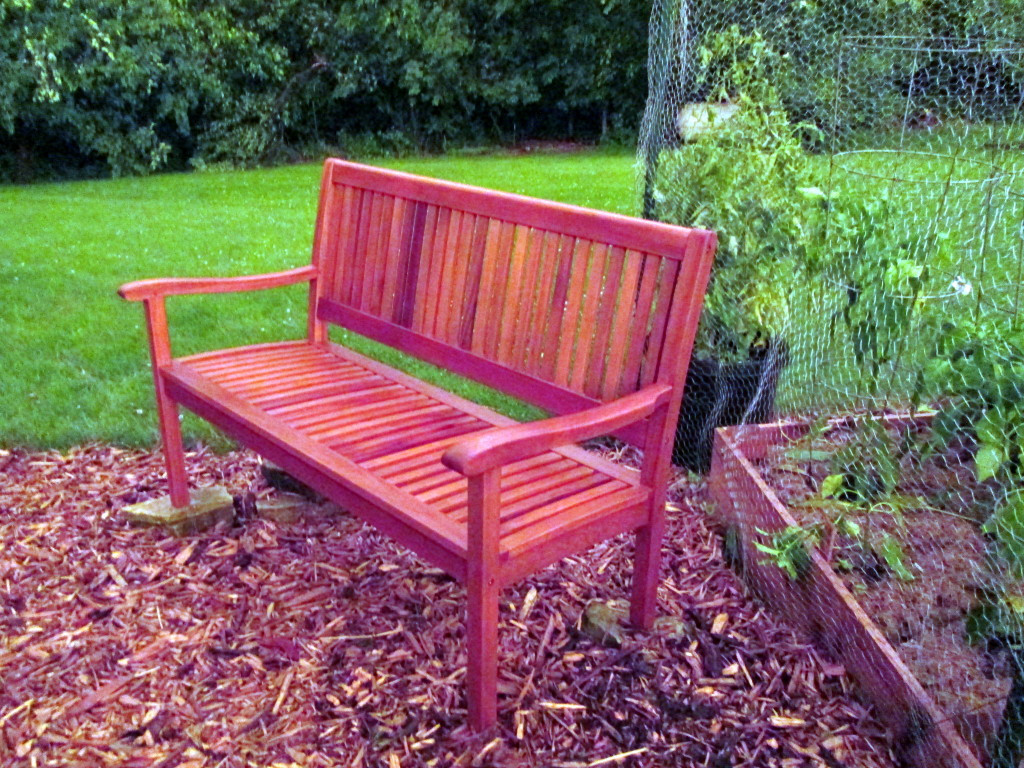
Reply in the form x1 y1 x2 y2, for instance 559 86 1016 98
629 519 665 630
466 577 499 731
465 469 500 732
142 295 190 508
155 379 190 508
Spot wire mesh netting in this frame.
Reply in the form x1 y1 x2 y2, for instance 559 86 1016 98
639 2 1024 764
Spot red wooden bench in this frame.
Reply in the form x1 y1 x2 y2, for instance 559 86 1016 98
119 159 716 730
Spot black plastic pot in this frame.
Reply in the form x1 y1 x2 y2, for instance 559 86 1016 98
673 340 788 473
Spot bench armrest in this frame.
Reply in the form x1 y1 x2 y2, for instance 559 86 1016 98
118 265 317 302
441 384 673 477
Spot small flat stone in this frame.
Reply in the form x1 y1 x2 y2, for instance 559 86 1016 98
122 486 235 536
582 599 630 647
256 493 308 524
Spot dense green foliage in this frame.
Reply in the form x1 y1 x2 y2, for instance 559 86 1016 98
7 0 1023 180
673 0 1024 134
0 0 648 180
652 28 825 360
0 150 635 448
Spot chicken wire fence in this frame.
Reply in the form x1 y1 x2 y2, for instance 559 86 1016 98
638 1 1024 764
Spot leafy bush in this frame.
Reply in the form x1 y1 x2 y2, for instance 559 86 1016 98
915 316 1024 571
0 0 650 180
651 28 825 360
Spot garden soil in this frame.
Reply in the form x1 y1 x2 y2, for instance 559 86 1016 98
763 421 1017 753
0 442 897 767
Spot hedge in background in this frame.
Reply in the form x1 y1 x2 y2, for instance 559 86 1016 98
0 0 649 180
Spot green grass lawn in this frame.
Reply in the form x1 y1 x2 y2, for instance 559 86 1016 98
0 150 637 449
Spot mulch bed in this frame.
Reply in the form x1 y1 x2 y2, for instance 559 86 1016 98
0 444 897 767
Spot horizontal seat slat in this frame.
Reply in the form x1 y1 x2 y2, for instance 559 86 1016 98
300 393 428 437
394 465 462 494
237 368 376 399
266 384 413 420
500 482 636 539
202 356 345 387
500 486 650 561
332 412 481 454
182 341 321 369
253 380 385 415
347 419 486 464
247 376 386 410
314 403 451 442
268 382 403 423
418 457 580 509
444 467 605 520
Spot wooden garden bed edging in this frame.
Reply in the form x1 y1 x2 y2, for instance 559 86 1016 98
708 419 984 768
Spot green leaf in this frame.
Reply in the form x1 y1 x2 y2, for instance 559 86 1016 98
879 534 915 581
838 518 861 538
820 473 845 499
966 595 1024 645
975 445 1005 482
976 409 1004 446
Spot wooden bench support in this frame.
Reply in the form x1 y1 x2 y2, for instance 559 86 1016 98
143 296 190 508
120 159 716 730
466 470 500 730
629 399 675 629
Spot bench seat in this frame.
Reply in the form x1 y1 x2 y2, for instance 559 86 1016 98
166 340 650 582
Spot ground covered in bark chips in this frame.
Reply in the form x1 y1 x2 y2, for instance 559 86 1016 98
0 444 898 767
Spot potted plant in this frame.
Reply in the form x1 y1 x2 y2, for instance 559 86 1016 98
650 27 825 471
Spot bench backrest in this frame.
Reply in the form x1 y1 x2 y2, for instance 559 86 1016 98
309 159 716 444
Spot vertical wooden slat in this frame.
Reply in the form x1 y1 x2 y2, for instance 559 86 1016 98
618 254 662 396
340 189 369 307
538 234 575 381
639 259 679 387
419 206 452 336
442 212 477 344
470 219 505 354
314 181 343 302
395 201 428 328
510 228 547 367
569 243 610 392
380 197 409 321
444 213 480 345
328 186 358 305
480 221 516 359
410 205 440 332
496 225 531 364
458 216 491 349
368 195 396 316
583 246 626 398
432 210 465 339
654 234 712 386
526 231 563 375
600 249 644 400
352 192 383 310
553 239 593 387
307 171 341 344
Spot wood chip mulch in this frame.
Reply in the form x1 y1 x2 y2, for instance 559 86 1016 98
0 444 898 767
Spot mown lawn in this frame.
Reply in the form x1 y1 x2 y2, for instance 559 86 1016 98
0 150 637 449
